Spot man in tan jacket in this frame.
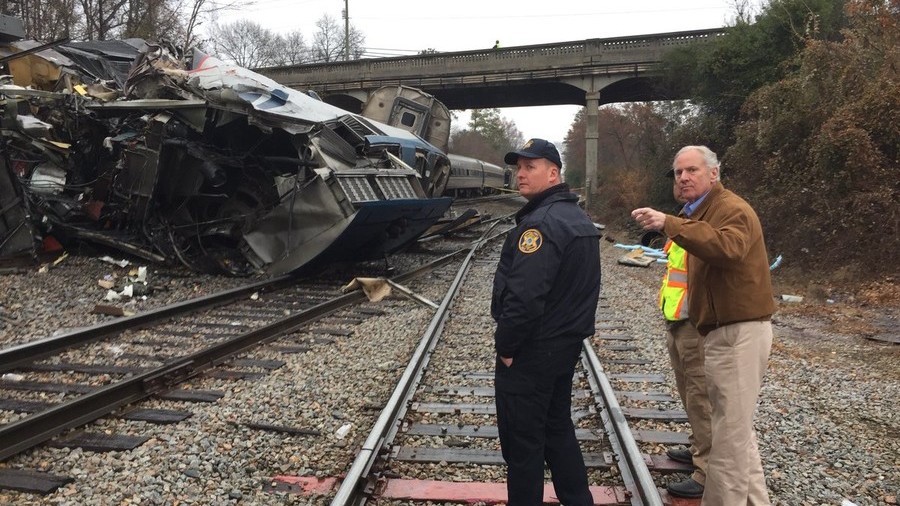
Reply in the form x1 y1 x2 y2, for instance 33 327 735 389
632 145 774 505
659 179 711 499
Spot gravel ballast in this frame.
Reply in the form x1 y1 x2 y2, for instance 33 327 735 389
0 230 897 505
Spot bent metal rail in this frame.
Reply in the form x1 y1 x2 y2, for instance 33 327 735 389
327 223 663 505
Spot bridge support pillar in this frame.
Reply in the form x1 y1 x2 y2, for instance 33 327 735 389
584 92 600 210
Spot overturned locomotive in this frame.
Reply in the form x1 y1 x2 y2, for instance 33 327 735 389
0 33 452 275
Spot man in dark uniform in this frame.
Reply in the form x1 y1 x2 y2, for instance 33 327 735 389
492 138 601 505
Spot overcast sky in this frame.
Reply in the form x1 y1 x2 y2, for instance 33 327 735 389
215 0 755 149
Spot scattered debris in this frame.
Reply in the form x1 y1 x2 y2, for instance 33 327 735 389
616 246 659 268
51 252 68 267
37 252 69 273
99 256 131 268
342 277 392 302
780 294 804 303
769 254 783 270
335 423 352 440
130 265 147 283
341 276 438 309
103 289 123 301
385 279 439 309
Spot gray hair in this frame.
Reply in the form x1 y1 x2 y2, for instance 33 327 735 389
674 145 722 180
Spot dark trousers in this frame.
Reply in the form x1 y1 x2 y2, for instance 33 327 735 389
495 343 593 506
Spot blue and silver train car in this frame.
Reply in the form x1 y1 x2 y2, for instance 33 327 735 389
444 154 509 197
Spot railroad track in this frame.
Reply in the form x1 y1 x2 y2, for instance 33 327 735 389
1 197 697 504
265 225 694 505
0 237 484 493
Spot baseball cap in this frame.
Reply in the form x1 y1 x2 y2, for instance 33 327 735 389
504 138 562 168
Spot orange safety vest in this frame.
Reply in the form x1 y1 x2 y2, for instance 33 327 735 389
659 240 689 321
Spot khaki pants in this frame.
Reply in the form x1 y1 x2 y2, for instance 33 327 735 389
701 320 772 505
666 320 711 486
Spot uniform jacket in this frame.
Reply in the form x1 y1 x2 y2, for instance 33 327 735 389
662 182 775 335
491 184 601 357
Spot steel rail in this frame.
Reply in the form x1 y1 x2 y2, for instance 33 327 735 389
0 248 471 462
0 274 297 374
582 342 663 505
330 221 505 506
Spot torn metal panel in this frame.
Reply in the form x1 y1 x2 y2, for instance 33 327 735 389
0 156 37 258
0 36 452 275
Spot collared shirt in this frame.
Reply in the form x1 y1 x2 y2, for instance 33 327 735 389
682 190 711 217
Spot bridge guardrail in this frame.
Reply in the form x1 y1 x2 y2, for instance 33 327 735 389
258 28 725 86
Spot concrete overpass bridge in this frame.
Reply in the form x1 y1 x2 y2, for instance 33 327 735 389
258 28 725 205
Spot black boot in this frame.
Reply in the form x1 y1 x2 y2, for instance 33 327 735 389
667 477 704 498
666 447 695 466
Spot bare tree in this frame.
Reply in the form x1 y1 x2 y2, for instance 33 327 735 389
181 0 207 54
346 22 365 59
728 0 759 24
2 0 232 50
79 0 128 40
270 30 308 66
122 0 187 43
208 19 280 68
310 13 364 62
179 0 253 60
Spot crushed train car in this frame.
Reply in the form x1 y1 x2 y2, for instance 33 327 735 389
0 34 453 275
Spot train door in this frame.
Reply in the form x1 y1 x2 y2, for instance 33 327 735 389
388 97 432 140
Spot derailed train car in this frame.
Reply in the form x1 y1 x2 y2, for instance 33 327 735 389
357 85 516 199
0 31 452 275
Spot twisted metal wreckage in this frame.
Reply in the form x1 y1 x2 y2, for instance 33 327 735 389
0 34 453 276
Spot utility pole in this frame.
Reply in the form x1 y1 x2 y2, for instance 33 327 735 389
342 0 349 61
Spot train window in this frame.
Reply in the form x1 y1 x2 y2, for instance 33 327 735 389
400 112 417 128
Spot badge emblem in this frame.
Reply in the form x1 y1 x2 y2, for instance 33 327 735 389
518 229 543 253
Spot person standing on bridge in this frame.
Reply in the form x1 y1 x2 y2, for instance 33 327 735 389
632 145 774 504
658 173 711 499
492 138 601 505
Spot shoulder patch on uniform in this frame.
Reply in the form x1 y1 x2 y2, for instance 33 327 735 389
518 229 543 253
